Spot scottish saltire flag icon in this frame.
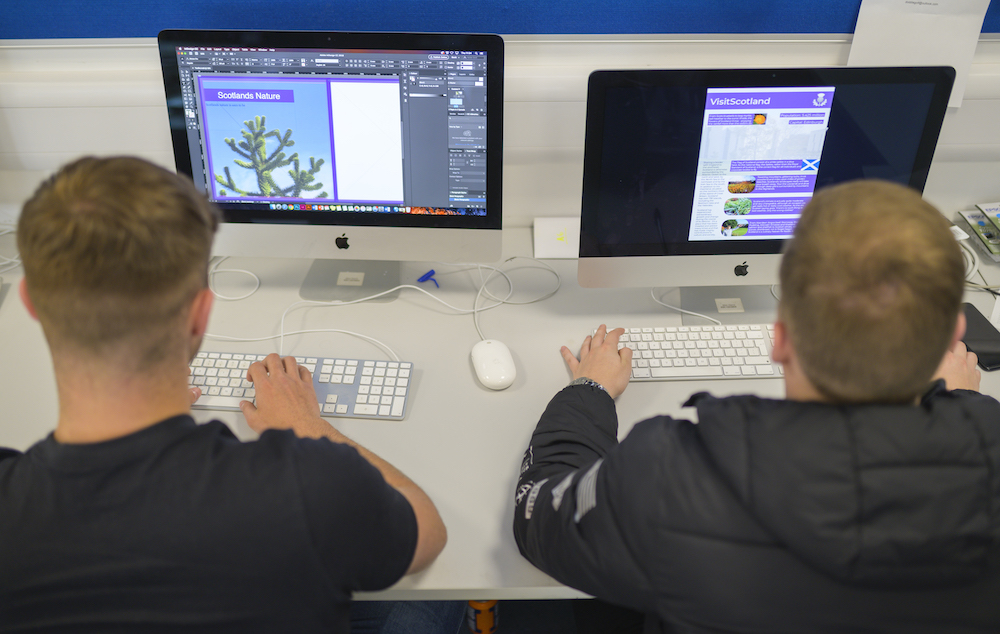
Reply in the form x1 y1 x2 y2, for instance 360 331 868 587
801 159 819 171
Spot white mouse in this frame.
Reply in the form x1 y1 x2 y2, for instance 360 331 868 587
470 339 516 390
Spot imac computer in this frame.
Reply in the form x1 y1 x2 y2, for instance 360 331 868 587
158 29 503 301
577 66 955 323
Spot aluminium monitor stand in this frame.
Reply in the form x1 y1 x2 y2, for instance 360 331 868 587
675 285 779 326
299 259 401 303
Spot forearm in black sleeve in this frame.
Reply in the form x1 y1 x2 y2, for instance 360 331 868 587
512 385 653 612
517 384 618 480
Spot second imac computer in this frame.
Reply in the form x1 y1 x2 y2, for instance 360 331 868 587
578 66 954 322
158 29 503 301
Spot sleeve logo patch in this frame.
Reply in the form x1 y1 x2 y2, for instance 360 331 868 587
550 472 574 512
524 478 549 520
515 482 533 505
574 459 603 523
520 446 533 476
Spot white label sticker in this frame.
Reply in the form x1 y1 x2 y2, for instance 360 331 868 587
715 297 745 314
337 271 365 286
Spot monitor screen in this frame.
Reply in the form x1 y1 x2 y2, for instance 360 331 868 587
158 29 503 296
577 67 954 290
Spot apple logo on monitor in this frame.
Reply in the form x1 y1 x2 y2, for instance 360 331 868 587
336 234 349 250
734 261 748 277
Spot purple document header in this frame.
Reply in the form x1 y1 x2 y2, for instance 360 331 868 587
205 89 296 103
706 90 834 110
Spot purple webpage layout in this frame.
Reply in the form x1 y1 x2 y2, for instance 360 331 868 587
688 86 834 241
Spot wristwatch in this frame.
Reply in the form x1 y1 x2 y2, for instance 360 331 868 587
567 377 607 392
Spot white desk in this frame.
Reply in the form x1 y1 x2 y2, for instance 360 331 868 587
2 227 999 600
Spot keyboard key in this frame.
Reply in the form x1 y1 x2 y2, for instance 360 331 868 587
651 366 723 378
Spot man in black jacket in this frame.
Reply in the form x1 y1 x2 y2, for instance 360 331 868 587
514 180 1000 633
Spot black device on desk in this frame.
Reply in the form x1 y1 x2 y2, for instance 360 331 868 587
962 303 1000 371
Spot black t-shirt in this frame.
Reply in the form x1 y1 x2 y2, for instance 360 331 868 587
0 415 418 633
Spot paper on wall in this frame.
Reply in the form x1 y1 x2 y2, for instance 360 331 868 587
848 0 990 107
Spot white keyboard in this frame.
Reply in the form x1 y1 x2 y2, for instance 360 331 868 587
189 352 413 420
612 324 782 381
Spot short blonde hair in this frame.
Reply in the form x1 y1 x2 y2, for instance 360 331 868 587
779 180 964 403
18 156 220 367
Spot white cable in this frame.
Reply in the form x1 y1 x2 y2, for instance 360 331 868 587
204 328 400 361
472 266 515 341
471 257 561 341
205 280 495 359
0 257 19 275
476 258 561 307
209 256 261 301
0 227 20 274
273 280 505 356
957 240 1000 295
206 256 562 357
960 239 981 282
649 288 723 325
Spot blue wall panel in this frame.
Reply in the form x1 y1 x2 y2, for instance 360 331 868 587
2 0 996 40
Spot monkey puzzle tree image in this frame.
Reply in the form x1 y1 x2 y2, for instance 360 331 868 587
215 115 328 199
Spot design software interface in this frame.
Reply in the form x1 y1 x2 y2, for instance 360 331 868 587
171 44 489 217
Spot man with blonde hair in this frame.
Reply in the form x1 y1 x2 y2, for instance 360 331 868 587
515 180 1000 633
0 156 448 633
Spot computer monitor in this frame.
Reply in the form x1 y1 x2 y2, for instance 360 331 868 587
158 29 503 301
577 66 954 322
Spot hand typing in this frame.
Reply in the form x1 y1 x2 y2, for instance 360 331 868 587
561 325 633 399
240 354 328 436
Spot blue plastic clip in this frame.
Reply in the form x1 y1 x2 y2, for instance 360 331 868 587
418 269 439 288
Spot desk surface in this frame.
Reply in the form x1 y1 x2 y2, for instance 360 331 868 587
2 227 999 600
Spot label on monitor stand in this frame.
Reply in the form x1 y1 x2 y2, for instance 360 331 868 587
337 272 365 286
715 298 745 313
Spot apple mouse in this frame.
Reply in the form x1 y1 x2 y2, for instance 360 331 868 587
470 339 516 390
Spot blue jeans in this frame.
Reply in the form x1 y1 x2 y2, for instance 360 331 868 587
350 600 466 634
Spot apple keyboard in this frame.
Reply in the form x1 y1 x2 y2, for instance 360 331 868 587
189 352 413 420
611 324 782 381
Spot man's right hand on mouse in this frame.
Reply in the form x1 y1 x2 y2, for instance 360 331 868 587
560 324 633 399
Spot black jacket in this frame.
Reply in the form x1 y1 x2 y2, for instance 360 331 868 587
513 382 1000 633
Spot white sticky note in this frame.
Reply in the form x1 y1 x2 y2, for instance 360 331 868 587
533 217 581 259
848 0 990 107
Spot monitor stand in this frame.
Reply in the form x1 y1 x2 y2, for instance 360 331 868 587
674 285 779 326
299 259 401 303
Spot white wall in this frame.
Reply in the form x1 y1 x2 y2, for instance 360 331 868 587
1 34 999 227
